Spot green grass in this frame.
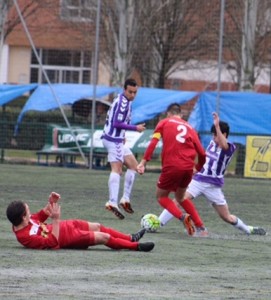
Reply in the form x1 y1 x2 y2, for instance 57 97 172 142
1 148 239 175
0 164 270 299
3 149 37 159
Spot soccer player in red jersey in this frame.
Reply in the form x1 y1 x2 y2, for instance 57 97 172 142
137 103 206 235
6 192 154 252
158 112 266 237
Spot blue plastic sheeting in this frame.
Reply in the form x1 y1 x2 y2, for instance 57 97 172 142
131 88 198 124
0 84 38 106
14 84 121 135
18 83 120 113
7 84 271 147
15 84 198 133
188 91 271 147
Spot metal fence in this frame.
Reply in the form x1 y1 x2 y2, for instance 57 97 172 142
1 0 271 177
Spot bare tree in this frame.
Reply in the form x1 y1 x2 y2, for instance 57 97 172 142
0 0 45 83
98 0 141 86
2 0 44 39
133 0 217 88
240 0 258 90
9 0 266 92
97 0 215 88
222 0 271 91
0 0 8 55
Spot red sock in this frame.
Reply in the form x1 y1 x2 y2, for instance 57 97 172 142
180 198 204 227
100 225 130 240
159 197 183 219
105 236 138 250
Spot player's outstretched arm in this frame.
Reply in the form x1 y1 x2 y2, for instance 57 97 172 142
212 112 228 150
136 123 146 132
51 203 61 240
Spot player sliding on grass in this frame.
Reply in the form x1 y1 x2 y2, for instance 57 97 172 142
137 103 206 236
158 112 267 236
6 192 154 252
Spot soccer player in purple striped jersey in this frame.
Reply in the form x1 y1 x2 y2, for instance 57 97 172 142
101 78 146 219
159 112 267 236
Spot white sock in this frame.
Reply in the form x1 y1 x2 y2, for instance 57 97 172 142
158 209 174 226
108 172 120 205
233 217 250 234
122 169 136 201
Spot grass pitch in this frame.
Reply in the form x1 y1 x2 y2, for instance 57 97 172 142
0 164 270 300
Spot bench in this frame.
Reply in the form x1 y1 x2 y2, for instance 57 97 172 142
36 124 161 168
36 149 108 168
36 124 108 168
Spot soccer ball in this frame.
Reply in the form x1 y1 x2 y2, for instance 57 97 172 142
140 213 161 233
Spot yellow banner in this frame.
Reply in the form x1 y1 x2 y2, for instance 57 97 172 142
244 136 271 178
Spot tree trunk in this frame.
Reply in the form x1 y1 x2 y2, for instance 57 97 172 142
240 0 258 91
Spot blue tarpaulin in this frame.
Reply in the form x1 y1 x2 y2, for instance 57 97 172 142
17 83 120 115
14 84 198 134
2 84 271 146
14 84 121 135
0 84 38 106
188 91 271 147
131 88 198 124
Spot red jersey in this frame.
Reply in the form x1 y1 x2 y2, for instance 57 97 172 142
13 209 59 249
13 210 93 250
144 116 205 171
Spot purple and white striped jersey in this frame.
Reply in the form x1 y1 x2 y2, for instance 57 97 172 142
193 139 236 187
101 93 137 143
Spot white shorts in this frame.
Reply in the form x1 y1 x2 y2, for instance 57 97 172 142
102 139 133 163
187 179 227 206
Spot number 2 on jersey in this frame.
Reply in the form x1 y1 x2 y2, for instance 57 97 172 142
176 124 187 143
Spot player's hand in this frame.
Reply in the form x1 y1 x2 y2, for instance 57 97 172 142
212 112 219 127
137 163 145 174
136 123 146 132
48 192 61 204
192 166 198 174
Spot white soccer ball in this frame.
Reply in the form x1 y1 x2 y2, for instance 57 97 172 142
140 213 161 233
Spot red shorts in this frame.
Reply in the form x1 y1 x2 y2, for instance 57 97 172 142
157 167 193 191
58 220 95 249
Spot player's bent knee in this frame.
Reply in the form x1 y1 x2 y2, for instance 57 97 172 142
88 222 101 231
94 232 110 245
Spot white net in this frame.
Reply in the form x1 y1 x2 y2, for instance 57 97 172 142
0 0 270 174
